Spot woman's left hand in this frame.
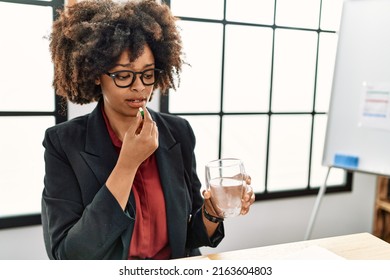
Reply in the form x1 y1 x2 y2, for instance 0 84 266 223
240 175 255 215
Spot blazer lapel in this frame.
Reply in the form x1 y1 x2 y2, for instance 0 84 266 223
151 111 191 258
80 102 118 188
79 102 134 259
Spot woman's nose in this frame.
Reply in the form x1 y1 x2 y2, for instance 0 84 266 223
130 74 145 92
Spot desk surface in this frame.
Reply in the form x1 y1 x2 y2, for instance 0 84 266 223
188 233 390 260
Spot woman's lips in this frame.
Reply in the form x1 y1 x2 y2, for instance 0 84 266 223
125 98 146 108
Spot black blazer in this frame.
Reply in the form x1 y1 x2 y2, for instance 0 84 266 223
41 101 224 259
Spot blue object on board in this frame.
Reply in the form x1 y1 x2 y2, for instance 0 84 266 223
333 154 359 169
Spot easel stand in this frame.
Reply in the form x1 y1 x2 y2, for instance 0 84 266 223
304 167 331 240
305 171 390 243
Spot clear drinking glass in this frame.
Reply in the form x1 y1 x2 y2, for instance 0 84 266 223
205 158 247 218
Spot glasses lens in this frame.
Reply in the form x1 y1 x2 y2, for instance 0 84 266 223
141 69 160 86
113 71 134 87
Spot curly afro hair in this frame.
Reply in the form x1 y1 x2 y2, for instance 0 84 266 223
50 0 183 104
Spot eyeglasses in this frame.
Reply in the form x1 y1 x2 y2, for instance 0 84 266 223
105 68 163 88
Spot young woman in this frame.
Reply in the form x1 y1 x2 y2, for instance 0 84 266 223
42 0 254 260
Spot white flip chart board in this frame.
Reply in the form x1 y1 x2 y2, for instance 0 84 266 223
322 0 390 176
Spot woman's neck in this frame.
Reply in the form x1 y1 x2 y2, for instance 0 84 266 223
103 106 134 142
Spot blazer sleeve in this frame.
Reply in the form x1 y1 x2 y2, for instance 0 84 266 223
42 126 133 260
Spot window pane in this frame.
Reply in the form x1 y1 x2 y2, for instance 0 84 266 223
0 3 54 112
310 114 346 187
268 115 312 191
226 0 274 25
315 32 338 112
0 116 55 217
221 115 268 193
272 29 317 112
180 115 220 191
223 25 273 113
310 114 327 187
169 21 223 113
170 0 224 20
320 0 344 31
276 0 321 29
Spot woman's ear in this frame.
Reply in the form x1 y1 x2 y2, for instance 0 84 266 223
95 77 101 85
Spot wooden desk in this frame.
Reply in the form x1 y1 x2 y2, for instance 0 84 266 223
188 232 390 260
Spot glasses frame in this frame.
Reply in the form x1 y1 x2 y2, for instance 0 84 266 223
105 68 164 88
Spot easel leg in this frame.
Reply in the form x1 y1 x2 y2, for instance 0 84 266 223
304 167 331 240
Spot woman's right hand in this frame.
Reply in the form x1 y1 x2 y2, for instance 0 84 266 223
118 106 159 169
106 106 159 210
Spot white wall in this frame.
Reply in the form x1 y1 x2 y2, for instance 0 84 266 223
0 100 378 259
0 225 48 260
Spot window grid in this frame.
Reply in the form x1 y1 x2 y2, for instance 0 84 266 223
162 0 352 201
0 0 65 229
